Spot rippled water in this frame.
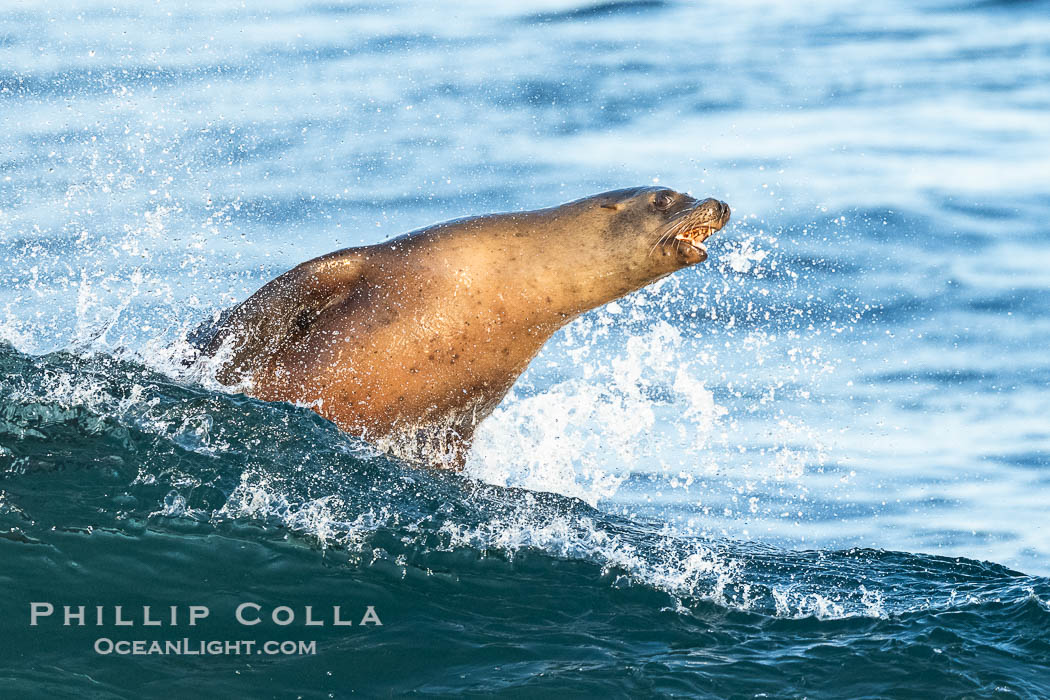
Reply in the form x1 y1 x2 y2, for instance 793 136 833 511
2 0 1049 696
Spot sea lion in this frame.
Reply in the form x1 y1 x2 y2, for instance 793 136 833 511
196 187 730 468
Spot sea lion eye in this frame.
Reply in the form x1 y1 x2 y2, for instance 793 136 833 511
654 191 675 210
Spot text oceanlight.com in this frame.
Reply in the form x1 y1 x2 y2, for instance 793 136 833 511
94 639 318 656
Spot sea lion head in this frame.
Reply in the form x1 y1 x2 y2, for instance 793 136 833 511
595 186 731 268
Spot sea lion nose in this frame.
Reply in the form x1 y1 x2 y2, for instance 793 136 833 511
697 198 722 218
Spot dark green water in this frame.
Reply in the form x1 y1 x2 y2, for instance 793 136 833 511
2 345 1048 698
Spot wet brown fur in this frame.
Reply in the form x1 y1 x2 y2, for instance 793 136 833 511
199 187 730 468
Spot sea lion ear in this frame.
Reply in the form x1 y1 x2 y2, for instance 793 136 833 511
600 202 623 211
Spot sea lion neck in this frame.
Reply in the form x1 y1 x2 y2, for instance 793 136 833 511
410 206 653 330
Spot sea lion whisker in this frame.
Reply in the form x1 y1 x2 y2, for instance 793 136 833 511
648 231 671 258
651 212 706 256
649 227 680 258
649 217 689 256
647 223 676 257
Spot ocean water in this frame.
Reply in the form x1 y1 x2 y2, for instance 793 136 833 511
2 0 1049 697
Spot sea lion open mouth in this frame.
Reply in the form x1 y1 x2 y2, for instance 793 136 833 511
661 199 731 264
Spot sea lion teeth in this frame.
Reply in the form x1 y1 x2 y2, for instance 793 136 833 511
674 224 719 244
196 187 730 469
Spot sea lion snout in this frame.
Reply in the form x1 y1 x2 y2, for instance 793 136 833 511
694 198 731 227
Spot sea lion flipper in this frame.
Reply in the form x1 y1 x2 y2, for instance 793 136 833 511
201 252 367 384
